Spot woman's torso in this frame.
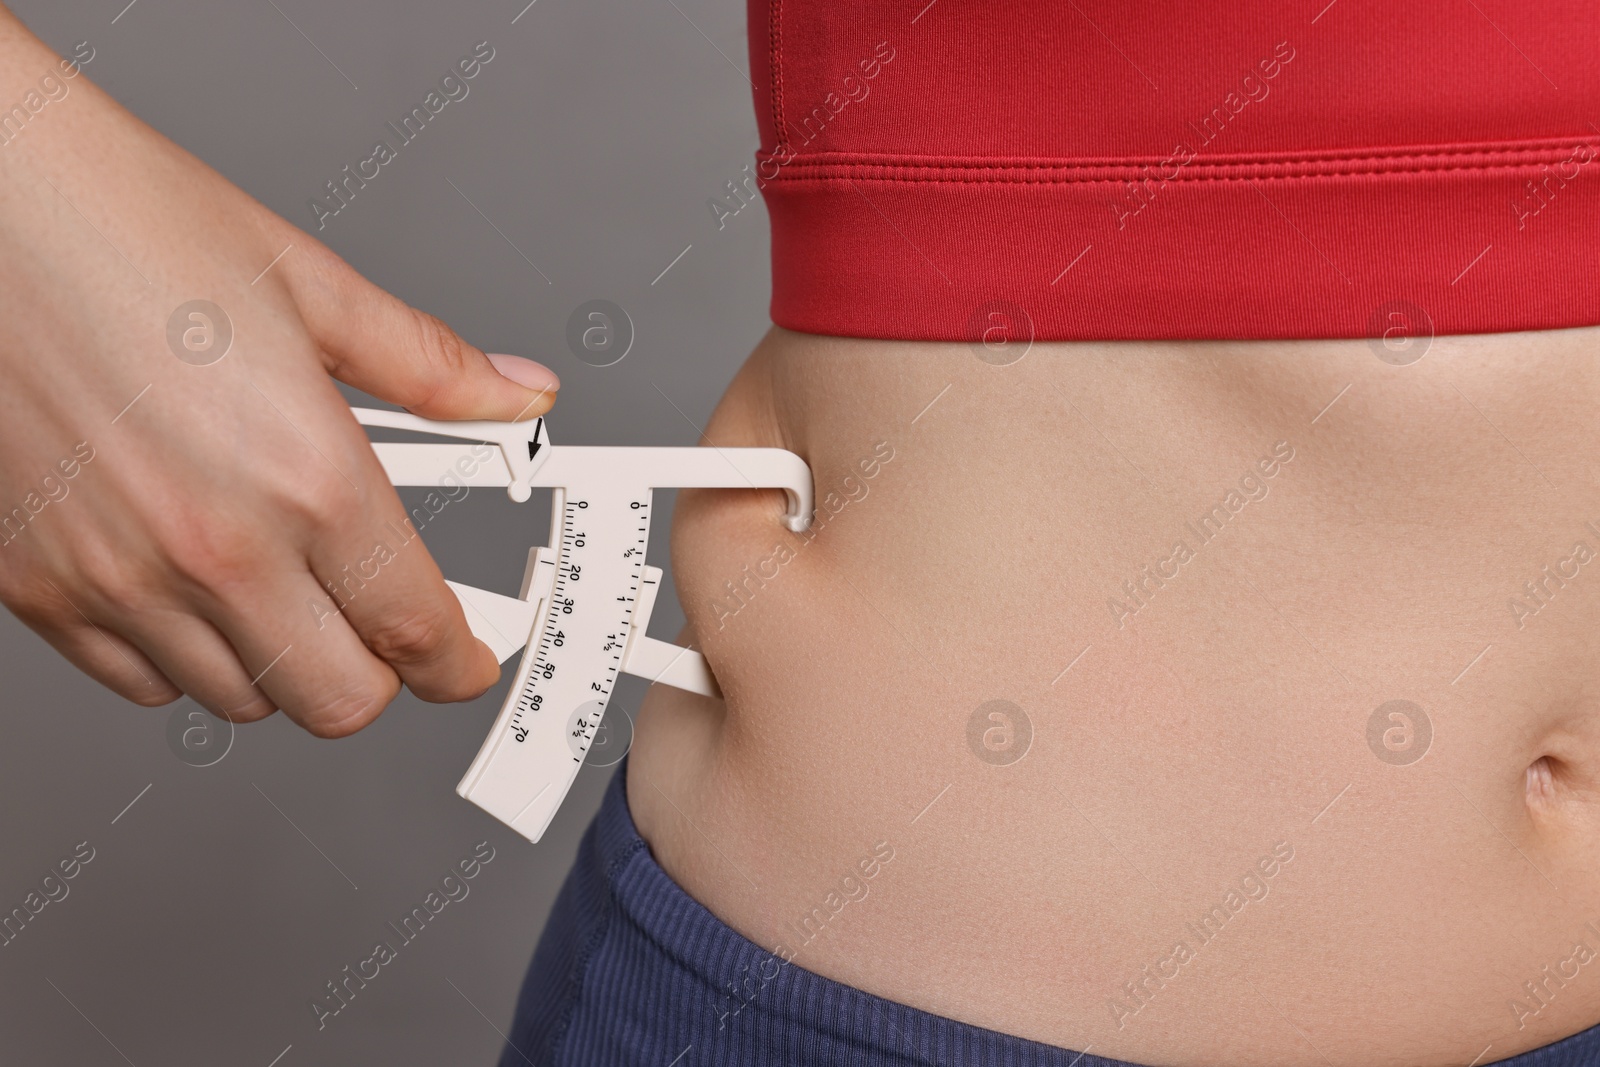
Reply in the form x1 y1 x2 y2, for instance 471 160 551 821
629 323 1600 1067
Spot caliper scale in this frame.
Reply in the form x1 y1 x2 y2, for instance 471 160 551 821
353 407 813 842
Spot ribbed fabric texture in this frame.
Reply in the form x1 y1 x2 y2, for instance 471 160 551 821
742 0 1600 341
502 761 1600 1067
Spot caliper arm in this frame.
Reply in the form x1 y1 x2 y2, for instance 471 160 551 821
447 561 720 698
356 408 813 529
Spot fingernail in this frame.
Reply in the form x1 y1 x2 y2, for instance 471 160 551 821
488 353 560 393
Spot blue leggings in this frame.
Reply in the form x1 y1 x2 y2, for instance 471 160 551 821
501 760 1600 1066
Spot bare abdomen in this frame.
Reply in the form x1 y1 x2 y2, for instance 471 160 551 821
629 324 1600 1067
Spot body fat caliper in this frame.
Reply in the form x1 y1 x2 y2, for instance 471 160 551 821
351 407 813 843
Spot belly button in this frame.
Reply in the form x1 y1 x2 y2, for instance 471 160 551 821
1526 755 1561 809
1522 740 1600 830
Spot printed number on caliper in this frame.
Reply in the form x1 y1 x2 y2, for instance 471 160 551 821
353 408 814 843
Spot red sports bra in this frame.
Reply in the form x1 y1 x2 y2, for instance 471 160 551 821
742 0 1599 341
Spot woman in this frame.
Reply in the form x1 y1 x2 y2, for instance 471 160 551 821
519 3 1600 1066
1 2 1596 1065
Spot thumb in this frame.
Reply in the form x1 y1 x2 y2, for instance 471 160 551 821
289 244 559 422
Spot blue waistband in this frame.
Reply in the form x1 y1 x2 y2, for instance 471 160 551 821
501 759 1600 1067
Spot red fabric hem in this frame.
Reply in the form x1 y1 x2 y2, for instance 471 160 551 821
761 139 1600 342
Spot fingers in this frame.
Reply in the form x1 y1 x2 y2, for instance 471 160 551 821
25 611 180 708
304 512 501 707
14 560 397 735
115 610 278 723
285 241 559 422
203 565 404 739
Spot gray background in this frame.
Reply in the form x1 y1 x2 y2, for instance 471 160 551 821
0 0 765 1062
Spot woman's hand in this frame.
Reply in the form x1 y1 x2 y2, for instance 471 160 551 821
0 11 559 736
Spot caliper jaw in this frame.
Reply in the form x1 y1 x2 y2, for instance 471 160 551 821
352 407 550 500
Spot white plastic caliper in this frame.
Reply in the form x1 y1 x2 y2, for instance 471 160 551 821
352 407 813 842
